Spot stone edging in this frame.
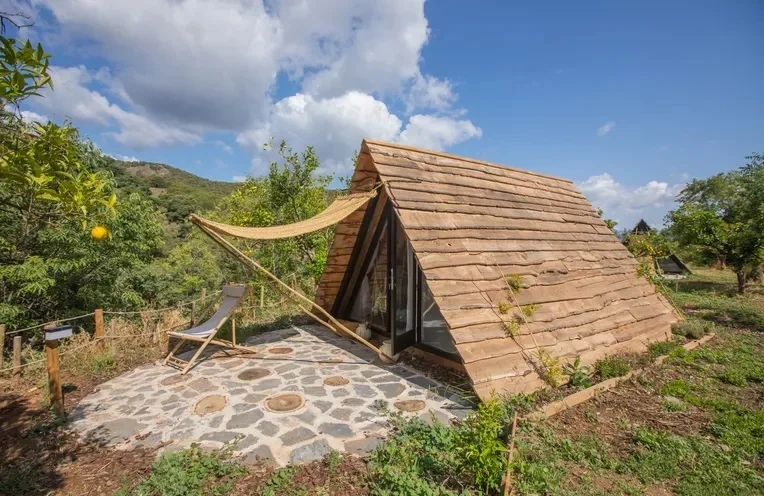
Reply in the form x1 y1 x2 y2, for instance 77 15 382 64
525 333 716 421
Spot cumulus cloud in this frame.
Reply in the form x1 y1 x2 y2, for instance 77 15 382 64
596 121 616 137
31 66 201 148
20 110 49 124
578 172 685 226
237 91 480 175
24 0 481 164
106 153 139 162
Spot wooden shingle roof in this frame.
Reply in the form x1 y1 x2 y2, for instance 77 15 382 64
316 139 677 400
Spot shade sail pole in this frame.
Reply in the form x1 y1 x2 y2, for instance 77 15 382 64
190 216 393 362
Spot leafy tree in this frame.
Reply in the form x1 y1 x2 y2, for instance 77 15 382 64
596 208 618 233
667 153 764 294
212 140 334 286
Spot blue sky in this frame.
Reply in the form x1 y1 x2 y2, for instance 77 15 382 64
7 0 763 228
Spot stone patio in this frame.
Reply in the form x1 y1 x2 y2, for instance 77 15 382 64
68 325 473 466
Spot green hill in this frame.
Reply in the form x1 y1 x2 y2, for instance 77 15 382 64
105 159 239 224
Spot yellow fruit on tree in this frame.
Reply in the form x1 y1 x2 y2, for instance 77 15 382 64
91 225 109 241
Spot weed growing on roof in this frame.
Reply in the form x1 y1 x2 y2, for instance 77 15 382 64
498 300 511 314
504 274 523 292
520 304 538 318
502 318 520 337
563 355 593 388
535 348 564 387
594 355 631 379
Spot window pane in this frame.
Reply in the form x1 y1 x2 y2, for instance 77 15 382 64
393 221 414 334
420 282 457 354
349 221 388 331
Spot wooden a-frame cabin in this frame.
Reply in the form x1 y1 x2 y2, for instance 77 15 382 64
315 140 678 400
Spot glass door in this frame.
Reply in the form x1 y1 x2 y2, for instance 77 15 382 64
391 220 416 354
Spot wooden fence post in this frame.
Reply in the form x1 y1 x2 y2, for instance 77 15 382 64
191 301 197 327
201 288 207 307
45 338 64 416
12 335 21 381
94 309 105 352
260 285 264 308
0 324 5 373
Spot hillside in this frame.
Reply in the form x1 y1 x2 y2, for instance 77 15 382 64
104 158 239 224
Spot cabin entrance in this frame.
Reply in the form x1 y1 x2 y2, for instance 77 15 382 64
335 201 458 360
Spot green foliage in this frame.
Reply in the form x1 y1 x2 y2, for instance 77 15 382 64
536 347 564 387
368 397 524 495
594 356 631 379
88 350 116 378
563 355 593 388
455 398 509 491
502 318 520 337
498 300 511 314
671 319 711 339
596 208 618 232
261 466 306 496
520 304 537 318
648 340 681 359
666 154 764 294
504 274 523 292
625 428 764 495
662 399 688 412
131 446 245 496
212 140 334 285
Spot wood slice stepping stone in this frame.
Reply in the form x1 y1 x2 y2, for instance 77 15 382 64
237 368 271 381
194 395 227 415
393 400 426 412
160 374 189 386
268 347 294 355
323 376 350 386
264 393 305 413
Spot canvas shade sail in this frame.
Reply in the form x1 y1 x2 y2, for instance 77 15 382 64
189 190 378 240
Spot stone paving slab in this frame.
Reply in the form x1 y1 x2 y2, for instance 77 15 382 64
68 325 473 466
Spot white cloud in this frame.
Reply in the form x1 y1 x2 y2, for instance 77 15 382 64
406 74 457 113
399 114 481 150
212 140 234 155
596 121 616 137
237 91 480 176
31 65 202 148
232 175 247 183
25 0 482 161
106 153 139 162
578 172 685 227
20 110 49 124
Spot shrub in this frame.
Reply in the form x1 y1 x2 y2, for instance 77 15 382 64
498 301 511 314
594 356 631 380
649 340 681 359
718 370 748 387
672 320 712 340
536 348 564 387
563 356 593 388
455 399 509 492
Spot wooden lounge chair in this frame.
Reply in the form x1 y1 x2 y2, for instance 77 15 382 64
164 284 254 374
